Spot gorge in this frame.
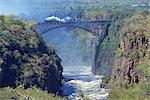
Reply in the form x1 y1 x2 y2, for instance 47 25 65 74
0 0 150 100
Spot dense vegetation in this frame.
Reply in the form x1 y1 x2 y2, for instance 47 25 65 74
109 13 150 100
0 15 63 97
0 86 64 100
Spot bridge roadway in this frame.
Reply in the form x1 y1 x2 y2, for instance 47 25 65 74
37 20 111 35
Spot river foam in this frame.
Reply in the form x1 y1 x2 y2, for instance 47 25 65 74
62 66 109 100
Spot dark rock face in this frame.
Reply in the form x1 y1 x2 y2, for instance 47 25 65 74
92 39 114 75
110 14 150 88
111 31 149 86
0 15 63 93
92 21 119 76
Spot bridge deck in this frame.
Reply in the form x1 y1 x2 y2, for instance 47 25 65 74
37 20 111 34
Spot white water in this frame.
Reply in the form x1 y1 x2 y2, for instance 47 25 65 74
61 66 109 100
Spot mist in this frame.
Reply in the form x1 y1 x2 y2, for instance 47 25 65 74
0 0 94 66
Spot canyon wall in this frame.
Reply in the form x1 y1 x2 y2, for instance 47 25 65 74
109 14 150 99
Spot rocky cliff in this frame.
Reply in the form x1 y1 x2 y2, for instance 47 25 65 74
109 14 150 99
0 15 63 93
92 7 136 75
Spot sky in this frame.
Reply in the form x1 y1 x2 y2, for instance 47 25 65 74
0 0 83 20
0 0 83 16
0 0 58 17
0 0 30 15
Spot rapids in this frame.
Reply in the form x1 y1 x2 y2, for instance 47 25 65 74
61 66 109 100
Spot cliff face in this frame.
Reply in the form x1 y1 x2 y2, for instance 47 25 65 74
92 34 115 76
109 14 150 99
92 7 136 76
92 38 117 75
111 31 149 85
0 15 63 93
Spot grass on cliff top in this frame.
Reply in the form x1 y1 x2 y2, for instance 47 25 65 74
109 80 150 100
0 86 64 100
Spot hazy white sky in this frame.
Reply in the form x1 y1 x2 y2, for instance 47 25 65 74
0 0 31 15
0 0 67 16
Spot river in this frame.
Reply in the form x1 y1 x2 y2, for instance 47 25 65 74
42 27 109 100
61 66 109 100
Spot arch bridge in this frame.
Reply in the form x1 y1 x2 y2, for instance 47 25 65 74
36 20 111 36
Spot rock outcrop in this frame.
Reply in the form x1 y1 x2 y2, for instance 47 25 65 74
111 31 149 86
109 14 150 99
